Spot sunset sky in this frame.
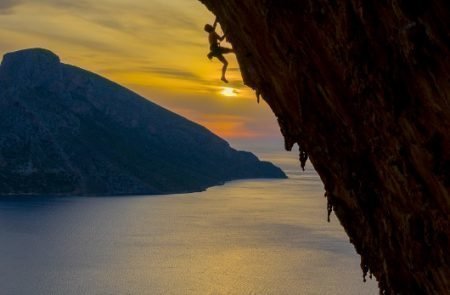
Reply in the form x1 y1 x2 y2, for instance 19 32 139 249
0 0 283 143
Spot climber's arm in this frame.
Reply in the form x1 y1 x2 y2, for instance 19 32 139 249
213 18 226 41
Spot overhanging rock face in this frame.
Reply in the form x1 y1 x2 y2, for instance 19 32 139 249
198 1 449 293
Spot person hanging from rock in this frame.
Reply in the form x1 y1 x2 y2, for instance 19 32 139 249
204 18 234 83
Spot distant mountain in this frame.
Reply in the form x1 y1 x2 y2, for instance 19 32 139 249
0 48 286 196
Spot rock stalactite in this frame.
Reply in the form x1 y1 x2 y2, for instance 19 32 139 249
198 1 449 293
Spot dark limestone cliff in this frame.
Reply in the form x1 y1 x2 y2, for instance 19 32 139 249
0 48 286 196
198 1 450 294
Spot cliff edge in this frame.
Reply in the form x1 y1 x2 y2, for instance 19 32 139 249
198 1 450 293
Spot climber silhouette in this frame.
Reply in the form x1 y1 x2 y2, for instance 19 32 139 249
205 18 234 83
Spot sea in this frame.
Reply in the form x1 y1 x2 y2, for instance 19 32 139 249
0 141 379 294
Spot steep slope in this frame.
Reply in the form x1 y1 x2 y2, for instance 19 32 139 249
198 1 450 294
0 48 286 196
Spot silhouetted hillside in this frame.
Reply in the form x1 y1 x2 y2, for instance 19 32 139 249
0 48 286 196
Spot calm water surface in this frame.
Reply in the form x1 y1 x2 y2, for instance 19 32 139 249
0 144 378 294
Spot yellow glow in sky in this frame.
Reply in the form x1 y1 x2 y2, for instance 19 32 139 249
0 0 282 141
221 87 238 97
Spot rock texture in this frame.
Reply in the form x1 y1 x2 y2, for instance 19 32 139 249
198 1 450 294
0 48 286 196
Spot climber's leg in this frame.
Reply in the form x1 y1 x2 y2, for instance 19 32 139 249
217 55 229 83
220 47 234 55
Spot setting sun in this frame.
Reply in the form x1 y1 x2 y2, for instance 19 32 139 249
221 87 238 97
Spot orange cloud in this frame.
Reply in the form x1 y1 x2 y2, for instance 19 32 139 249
198 120 260 139
192 114 261 139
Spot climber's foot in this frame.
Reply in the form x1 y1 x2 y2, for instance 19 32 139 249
221 77 228 83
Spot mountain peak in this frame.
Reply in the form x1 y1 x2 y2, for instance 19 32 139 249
0 48 62 86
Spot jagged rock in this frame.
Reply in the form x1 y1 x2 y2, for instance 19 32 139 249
198 1 450 293
0 48 286 196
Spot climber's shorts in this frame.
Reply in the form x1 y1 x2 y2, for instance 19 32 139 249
208 45 232 59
